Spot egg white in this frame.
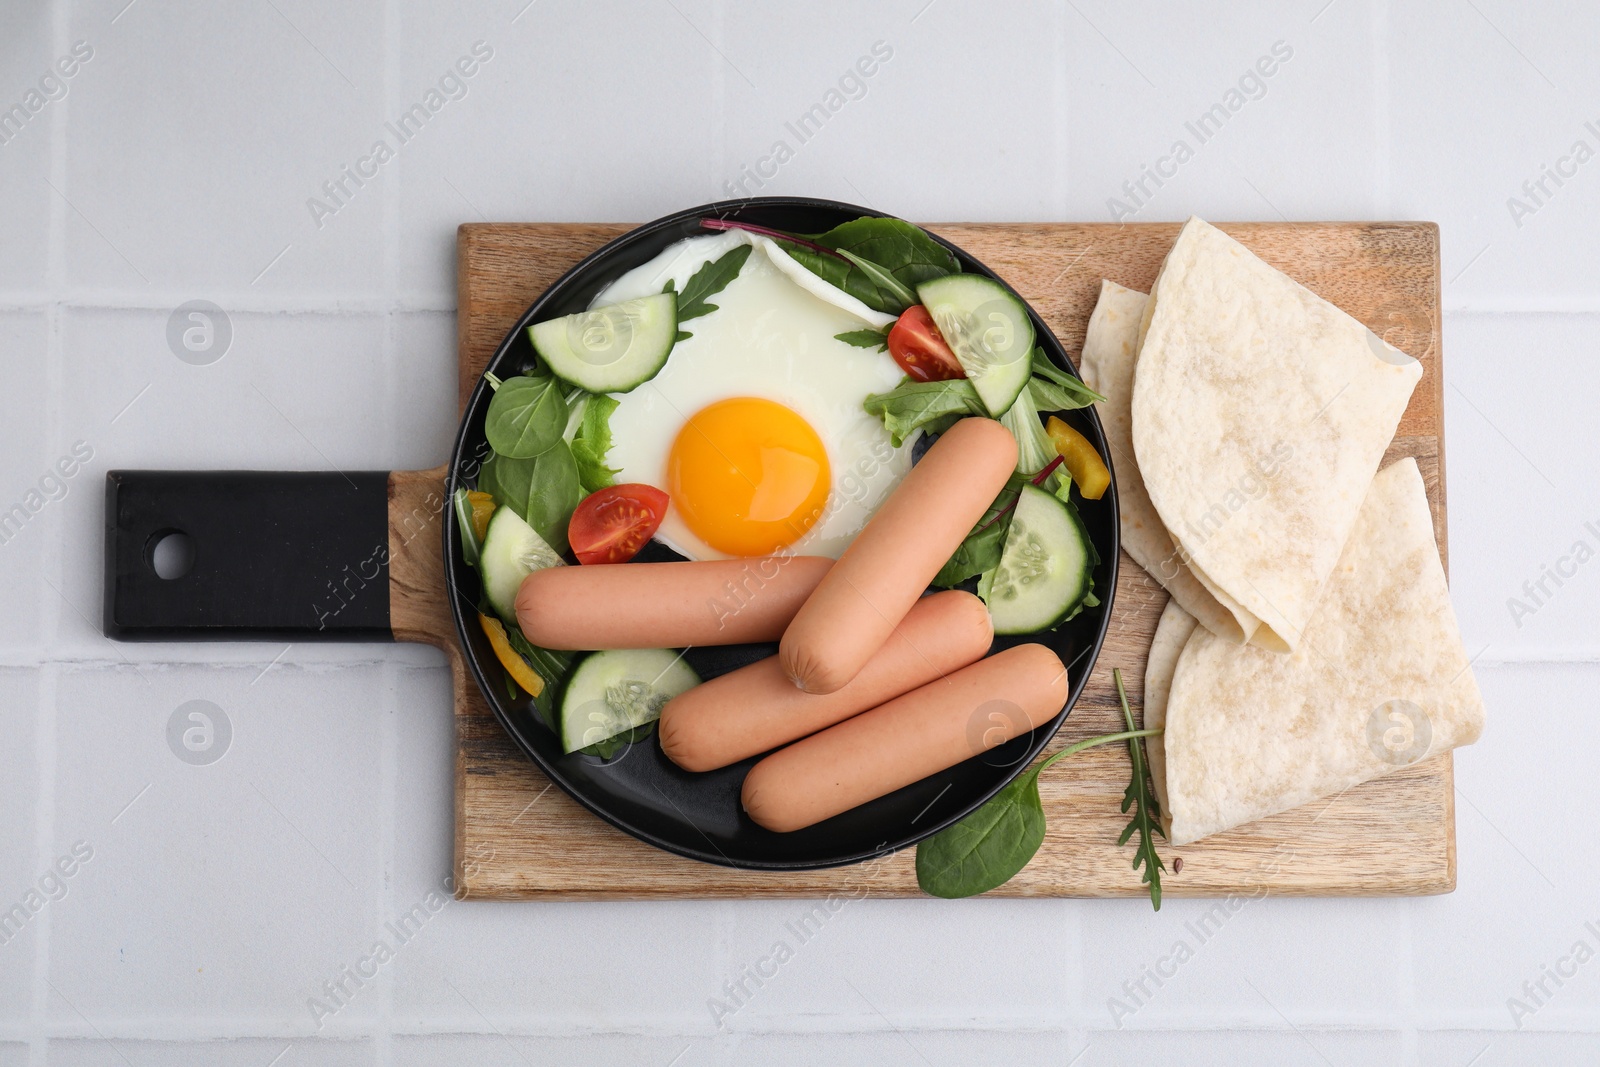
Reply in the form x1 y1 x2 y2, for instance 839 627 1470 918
590 233 913 560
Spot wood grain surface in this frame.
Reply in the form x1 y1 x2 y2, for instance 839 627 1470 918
383 220 1453 899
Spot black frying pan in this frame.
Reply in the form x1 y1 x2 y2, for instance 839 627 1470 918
105 196 1119 871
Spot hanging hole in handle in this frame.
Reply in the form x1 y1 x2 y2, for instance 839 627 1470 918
147 529 196 580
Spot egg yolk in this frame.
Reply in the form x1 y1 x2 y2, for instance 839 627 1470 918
667 398 832 557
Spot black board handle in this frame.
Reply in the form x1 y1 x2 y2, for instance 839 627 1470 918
104 470 394 641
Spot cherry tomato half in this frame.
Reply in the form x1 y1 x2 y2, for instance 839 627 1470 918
568 483 669 565
887 304 965 383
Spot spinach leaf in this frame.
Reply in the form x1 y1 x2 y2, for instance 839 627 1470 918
1030 350 1105 410
503 624 575 733
485 374 569 459
835 327 890 351
932 474 1024 588
480 443 582 556
916 765 1047 898
836 248 917 311
862 377 988 448
915 680 1165 904
784 217 959 315
813 216 960 288
570 392 621 493
670 244 752 331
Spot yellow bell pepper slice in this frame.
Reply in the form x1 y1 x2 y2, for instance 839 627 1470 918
467 490 496 543
478 614 545 698
1044 416 1111 500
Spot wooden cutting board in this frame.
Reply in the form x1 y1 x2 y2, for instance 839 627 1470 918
391 220 1452 899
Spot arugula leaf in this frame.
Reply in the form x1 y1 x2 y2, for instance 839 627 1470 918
484 374 569 459
1115 669 1166 909
862 377 988 448
932 474 1024 588
671 244 752 329
835 327 891 351
503 624 575 733
570 393 621 493
915 686 1165 902
1030 350 1106 410
479 443 583 556
835 247 917 311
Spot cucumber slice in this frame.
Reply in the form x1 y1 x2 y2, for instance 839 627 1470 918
987 483 1093 635
480 506 563 622
560 648 700 754
916 274 1035 416
528 292 677 393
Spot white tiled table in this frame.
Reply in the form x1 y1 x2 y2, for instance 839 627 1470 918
2 1 1596 1063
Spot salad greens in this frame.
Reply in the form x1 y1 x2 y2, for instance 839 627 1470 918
478 440 582 556
1115 669 1167 908
1000 384 1061 490
916 669 1166 908
1030 351 1106 410
931 474 1024 589
570 392 621 493
667 244 752 341
484 373 569 458
704 216 959 316
502 623 575 731
862 377 989 448
834 326 891 352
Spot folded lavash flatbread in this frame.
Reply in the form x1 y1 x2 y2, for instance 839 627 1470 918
1131 218 1423 652
1079 279 1257 645
1144 458 1484 846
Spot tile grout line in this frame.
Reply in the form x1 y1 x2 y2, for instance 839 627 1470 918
377 0 401 1060
1054 1 1092 1047
32 0 73 1058
1374 5 1419 1066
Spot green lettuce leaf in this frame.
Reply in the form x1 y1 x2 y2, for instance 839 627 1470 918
570 393 621 493
862 377 988 448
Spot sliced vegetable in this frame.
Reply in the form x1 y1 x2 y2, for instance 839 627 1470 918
479 506 563 621
466 490 496 543
454 487 486 569
915 274 1035 416
502 623 575 732
887 305 965 383
570 392 621 493
862 377 988 448
484 374 569 458
986 483 1095 635
568 484 669 566
1045 416 1110 500
559 648 700 755
479 614 546 697
528 293 678 393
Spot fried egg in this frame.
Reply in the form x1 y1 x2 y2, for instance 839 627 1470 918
592 232 913 560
